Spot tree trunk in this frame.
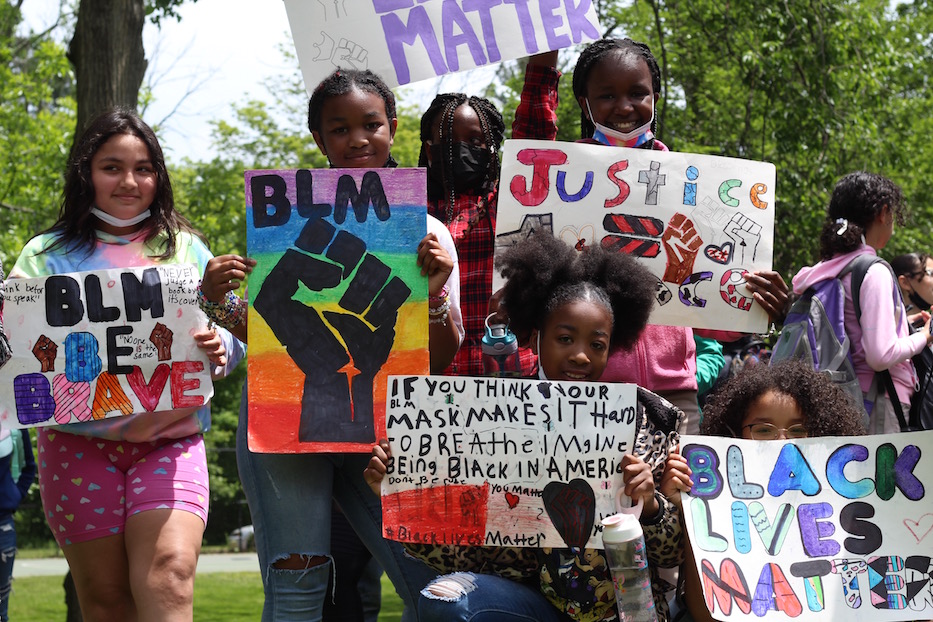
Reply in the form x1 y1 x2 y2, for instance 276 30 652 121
68 0 147 141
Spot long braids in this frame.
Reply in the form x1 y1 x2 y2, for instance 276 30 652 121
572 38 662 140
418 93 504 222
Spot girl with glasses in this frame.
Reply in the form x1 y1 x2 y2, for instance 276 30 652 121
892 252 933 314
660 359 866 622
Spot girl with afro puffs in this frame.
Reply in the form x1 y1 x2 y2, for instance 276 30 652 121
366 230 686 621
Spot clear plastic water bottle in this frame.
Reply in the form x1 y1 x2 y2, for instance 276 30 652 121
481 313 522 377
602 512 658 622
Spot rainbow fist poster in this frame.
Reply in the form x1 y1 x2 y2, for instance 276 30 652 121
246 168 429 453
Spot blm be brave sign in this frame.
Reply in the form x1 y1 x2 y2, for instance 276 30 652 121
0 265 212 428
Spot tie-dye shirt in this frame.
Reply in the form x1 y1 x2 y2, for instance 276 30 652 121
9 227 245 442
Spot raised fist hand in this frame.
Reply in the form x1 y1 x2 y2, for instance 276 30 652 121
149 322 174 361
724 213 762 263
336 38 369 70
661 213 702 284
254 218 411 443
32 334 57 373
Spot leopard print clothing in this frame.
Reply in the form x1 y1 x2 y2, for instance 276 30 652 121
537 387 684 622
402 542 540 581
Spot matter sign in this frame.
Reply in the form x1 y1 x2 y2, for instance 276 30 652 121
285 0 603 89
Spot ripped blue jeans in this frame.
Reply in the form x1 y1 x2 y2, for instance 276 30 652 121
236 385 435 621
419 572 571 621
0 513 15 622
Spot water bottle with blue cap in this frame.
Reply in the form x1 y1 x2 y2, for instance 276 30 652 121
481 313 522 377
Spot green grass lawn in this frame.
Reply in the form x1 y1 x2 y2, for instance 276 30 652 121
10 570 405 620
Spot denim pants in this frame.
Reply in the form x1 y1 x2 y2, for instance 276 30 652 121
0 514 15 622
236 385 435 621
418 573 572 622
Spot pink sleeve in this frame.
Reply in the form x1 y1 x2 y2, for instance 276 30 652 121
857 264 927 370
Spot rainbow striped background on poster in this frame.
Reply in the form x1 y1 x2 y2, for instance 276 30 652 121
245 168 429 453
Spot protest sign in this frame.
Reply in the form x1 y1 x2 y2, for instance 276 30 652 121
381 375 639 548
0 264 212 428
495 139 777 332
246 168 429 453
679 432 933 621
283 0 601 90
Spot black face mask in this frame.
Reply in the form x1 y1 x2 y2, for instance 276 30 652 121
909 289 933 311
427 141 492 199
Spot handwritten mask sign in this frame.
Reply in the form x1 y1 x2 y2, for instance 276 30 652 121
283 0 601 90
0 264 212 428
679 432 933 621
495 139 777 332
381 375 638 548
246 168 429 454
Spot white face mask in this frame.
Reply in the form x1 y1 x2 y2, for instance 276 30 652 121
91 207 152 228
586 99 655 148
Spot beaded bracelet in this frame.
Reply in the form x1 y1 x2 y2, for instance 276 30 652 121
197 281 247 330
428 285 449 304
428 295 450 326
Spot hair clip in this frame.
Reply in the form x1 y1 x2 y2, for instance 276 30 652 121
835 218 848 235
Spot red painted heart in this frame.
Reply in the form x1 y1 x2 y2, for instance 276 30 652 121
704 241 734 265
505 492 519 509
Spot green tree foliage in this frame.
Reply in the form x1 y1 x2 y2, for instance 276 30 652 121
0 1 74 266
604 0 933 276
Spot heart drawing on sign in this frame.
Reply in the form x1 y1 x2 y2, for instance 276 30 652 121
505 492 520 509
904 513 933 542
542 479 596 549
704 241 734 265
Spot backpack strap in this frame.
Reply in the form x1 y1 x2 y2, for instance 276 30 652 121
846 254 889 321
880 369 911 431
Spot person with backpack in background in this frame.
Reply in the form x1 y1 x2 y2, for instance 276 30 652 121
790 171 932 434
892 252 933 315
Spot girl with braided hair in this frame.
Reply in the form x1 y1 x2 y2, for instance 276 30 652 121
418 92 539 376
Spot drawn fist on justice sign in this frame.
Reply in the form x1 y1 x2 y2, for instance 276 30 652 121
661 213 703 284
254 218 411 443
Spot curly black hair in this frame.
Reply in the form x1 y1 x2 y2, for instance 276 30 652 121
571 37 662 140
417 93 505 204
495 229 656 349
819 171 906 260
701 359 866 438
307 68 396 135
42 108 204 259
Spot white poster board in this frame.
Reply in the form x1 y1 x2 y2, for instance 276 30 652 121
0 264 212 428
495 139 777 332
679 432 933 621
381 375 639 548
283 0 602 89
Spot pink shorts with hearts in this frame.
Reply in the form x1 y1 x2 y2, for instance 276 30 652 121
37 429 209 546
